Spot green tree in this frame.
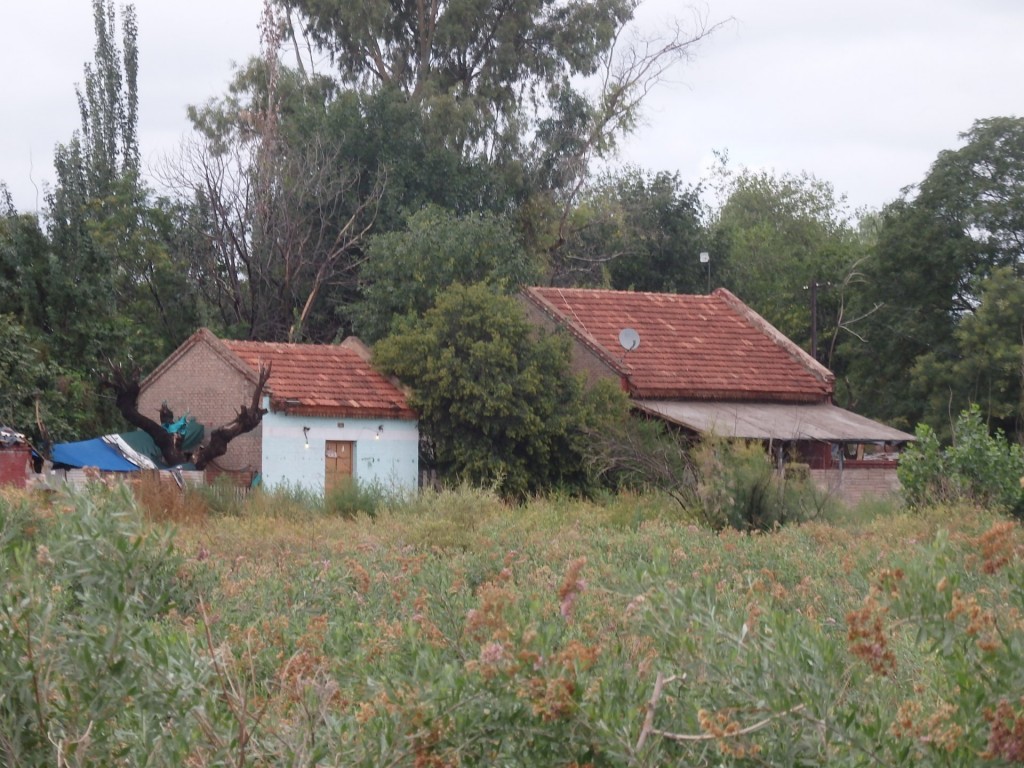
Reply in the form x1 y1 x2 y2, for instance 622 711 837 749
842 117 1024 427
45 0 191 372
278 0 631 156
373 283 627 498
911 267 1024 440
553 168 707 290
708 163 866 367
278 0 721 256
351 205 538 342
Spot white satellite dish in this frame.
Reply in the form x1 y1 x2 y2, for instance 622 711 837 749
618 327 640 352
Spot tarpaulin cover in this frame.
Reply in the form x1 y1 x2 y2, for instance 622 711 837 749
118 430 198 470
51 438 141 472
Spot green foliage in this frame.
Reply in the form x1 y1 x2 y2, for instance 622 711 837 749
691 438 827 531
911 267 1024 440
0 315 109 442
352 204 539 342
844 117 1024 427
6 481 1024 765
0 485 209 766
709 162 865 365
589 420 827 531
898 405 1024 516
323 479 388 519
374 283 628 498
282 0 633 156
557 168 707 290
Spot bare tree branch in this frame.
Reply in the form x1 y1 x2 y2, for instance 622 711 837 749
100 362 272 471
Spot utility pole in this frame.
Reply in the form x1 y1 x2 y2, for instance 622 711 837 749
804 280 831 362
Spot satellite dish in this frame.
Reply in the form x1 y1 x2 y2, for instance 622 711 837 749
618 328 640 352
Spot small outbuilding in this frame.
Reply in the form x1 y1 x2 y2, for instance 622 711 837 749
139 329 419 495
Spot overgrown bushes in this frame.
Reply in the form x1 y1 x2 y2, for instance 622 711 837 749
592 420 828 531
899 405 1024 516
4 481 1024 765
0 483 209 766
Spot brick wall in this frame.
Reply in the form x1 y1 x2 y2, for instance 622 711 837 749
518 295 623 388
0 447 31 488
810 466 902 507
139 343 263 473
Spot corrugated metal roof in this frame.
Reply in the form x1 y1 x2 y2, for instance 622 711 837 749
525 287 833 402
635 400 916 442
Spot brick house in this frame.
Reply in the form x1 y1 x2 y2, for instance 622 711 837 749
521 287 915 504
139 329 418 494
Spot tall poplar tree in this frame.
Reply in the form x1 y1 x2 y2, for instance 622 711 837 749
46 0 185 371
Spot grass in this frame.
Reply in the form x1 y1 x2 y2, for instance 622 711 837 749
3 481 1023 766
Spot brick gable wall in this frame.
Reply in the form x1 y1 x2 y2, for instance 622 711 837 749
138 342 263 473
517 295 624 389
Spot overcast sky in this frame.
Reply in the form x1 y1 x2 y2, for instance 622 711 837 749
2 0 1022 216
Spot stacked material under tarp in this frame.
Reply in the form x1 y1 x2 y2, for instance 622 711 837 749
51 417 204 472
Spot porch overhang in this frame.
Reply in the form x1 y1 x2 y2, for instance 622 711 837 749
634 400 916 443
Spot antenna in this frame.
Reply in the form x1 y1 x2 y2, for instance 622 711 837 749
618 328 640 352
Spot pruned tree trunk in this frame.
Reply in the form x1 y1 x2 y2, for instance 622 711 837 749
101 362 271 471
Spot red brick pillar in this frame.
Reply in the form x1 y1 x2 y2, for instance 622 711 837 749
0 446 32 488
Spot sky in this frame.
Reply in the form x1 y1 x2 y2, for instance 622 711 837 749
2 0 1022 216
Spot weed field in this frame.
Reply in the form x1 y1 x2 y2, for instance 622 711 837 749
2 480 1023 766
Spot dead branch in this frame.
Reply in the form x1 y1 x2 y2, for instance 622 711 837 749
101 361 186 465
193 364 271 471
651 704 807 743
101 361 271 471
633 672 684 760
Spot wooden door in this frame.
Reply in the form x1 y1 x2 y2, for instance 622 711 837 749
324 441 354 495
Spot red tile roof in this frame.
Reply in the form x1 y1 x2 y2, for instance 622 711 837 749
524 287 834 403
222 337 416 419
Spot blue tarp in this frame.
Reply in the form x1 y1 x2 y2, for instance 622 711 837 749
51 438 141 472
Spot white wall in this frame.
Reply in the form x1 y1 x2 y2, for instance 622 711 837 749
260 412 419 495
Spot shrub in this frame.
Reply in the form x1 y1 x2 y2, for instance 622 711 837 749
323 478 389 519
0 484 213 766
899 405 1024 516
691 438 824 531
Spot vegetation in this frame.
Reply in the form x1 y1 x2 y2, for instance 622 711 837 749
374 283 629 499
3 479 1024 766
899 405 1024 518
1 1 1023 496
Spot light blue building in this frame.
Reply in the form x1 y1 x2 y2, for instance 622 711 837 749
139 328 419 495
224 336 420 496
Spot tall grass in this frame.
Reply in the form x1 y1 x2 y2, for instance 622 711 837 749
6 481 1024 766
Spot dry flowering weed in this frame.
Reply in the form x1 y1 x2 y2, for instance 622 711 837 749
558 557 587 621
890 699 964 754
846 589 897 676
983 697 1024 762
973 520 1021 575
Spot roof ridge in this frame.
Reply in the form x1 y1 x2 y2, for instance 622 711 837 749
713 287 835 393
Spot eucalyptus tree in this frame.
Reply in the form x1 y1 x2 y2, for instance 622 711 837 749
275 0 724 270
551 168 707 289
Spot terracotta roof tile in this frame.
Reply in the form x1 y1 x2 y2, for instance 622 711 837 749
526 287 833 403
222 339 416 419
